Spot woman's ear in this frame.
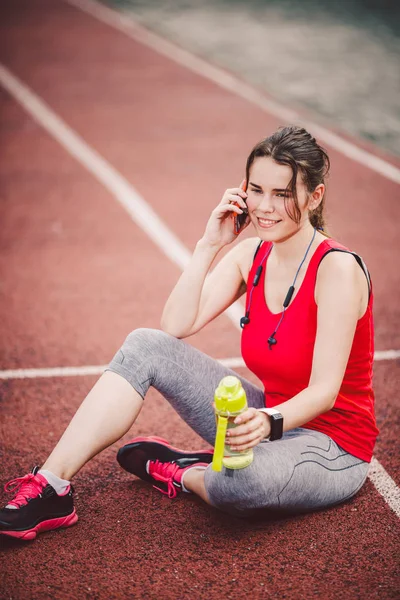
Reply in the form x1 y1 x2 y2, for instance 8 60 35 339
308 183 325 211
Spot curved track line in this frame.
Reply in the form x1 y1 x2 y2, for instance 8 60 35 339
65 0 400 185
0 63 244 328
368 458 400 518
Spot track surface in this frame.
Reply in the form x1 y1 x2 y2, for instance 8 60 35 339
0 1 399 598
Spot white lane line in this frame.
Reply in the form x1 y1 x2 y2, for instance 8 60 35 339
0 357 240 380
1 348 398 380
0 365 107 380
368 458 400 518
0 63 243 329
375 349 400 361
217 357 246 369
65 0 400 185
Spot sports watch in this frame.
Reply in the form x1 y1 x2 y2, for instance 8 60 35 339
258 408 284 441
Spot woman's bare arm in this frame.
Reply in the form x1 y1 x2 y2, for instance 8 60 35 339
161 182 255 338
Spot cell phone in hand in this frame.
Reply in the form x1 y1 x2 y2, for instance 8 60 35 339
233 181 248 235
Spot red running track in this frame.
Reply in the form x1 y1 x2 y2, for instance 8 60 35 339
0 1 399 598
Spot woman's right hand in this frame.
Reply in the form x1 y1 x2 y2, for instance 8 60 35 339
201 180 249 248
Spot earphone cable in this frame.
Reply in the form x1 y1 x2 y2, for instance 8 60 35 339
267 227 317 349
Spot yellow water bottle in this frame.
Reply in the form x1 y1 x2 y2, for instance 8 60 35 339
212 375 253 471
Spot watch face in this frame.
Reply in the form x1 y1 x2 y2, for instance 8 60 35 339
270 414 282 422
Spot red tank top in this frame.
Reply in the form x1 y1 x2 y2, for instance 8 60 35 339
241 238 379 462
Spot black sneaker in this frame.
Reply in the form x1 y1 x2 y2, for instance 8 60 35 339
0 467 78 540
117 436 213 498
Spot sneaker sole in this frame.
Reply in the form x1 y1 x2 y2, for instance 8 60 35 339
0 509 78 541
117 436 213 484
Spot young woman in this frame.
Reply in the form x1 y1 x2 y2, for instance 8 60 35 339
1 126 378 539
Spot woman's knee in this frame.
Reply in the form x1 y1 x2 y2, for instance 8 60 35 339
121 328 176 359
107 328 179 397
109 328 173 375
124 327 168 347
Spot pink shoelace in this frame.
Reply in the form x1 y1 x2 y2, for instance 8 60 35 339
4 473 47 508
148 460 182 499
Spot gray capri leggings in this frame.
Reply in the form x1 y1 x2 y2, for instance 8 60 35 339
107 328 370 517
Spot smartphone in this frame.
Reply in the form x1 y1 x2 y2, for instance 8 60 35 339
233 181 248 235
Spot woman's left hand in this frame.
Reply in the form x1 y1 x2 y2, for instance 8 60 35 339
227 408 271 451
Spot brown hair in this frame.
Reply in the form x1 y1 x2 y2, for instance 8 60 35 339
245 126 330 232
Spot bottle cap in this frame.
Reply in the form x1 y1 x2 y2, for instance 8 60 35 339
214 376 247 414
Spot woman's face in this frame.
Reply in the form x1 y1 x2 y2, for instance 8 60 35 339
246 157 313 242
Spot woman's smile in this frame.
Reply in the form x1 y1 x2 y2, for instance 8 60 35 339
255 216 282 229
